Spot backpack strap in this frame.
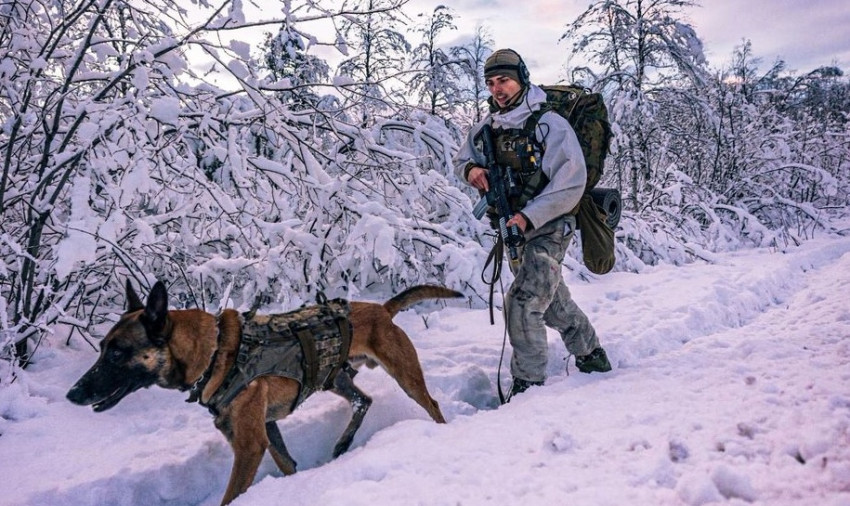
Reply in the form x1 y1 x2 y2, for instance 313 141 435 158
511 105 551 208
521 105 550 148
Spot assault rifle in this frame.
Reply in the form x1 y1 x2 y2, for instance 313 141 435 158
472 124 525 264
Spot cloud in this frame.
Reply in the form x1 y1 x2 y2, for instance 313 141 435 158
684 1 849 71
422 0 848 83
419 0 579 83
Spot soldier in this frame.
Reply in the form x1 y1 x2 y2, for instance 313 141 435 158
454 49 612 401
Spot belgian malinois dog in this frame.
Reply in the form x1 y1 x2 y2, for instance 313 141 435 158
67 280 461 505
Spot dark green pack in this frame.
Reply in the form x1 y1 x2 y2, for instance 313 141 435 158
525 85 613 193
525 85 618 275
576 192 616 275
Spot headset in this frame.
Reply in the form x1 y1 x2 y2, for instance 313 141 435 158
512 50 530 87
506 48 531 87
495 49 530 87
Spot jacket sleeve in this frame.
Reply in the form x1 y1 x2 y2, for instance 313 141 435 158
519 111 587 229
453 119 488 184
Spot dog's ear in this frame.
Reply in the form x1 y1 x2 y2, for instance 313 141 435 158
125 279 145 312
143 281 170 345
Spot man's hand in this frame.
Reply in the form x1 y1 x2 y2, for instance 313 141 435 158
506 213 528 233
467 166 489 192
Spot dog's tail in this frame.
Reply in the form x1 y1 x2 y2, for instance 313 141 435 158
383 285 464 318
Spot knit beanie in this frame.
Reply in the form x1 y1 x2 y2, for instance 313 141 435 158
484 49 526 84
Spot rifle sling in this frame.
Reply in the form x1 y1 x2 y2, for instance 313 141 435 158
481 235 506 326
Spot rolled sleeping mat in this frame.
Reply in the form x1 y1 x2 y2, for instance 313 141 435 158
588 187 622 229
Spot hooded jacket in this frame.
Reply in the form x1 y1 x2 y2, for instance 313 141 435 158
454 84 587 230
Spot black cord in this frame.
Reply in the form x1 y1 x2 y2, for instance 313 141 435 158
496 275 510 405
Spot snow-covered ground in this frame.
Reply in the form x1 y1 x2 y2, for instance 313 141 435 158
3 236 850 506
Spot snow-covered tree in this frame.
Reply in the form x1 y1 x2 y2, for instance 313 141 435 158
563 0 707 91
262 23 332 110
451 24 494 128
335 0 411 123
408 5 463 118
561 0 708 210
0 0 486 367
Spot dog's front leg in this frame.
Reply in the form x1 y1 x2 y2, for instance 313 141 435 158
329 369 372 457
216 385 270 505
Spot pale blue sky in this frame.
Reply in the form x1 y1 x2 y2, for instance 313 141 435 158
416 0 850 83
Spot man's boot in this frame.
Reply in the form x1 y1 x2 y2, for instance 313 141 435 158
575 347 612 373
507 377 543 402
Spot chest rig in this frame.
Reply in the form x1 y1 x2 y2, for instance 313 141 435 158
480 119 549 214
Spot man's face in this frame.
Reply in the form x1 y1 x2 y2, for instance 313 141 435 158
486 75 522 108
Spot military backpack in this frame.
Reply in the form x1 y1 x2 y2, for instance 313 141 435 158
523 85 613 194
523 84 619 275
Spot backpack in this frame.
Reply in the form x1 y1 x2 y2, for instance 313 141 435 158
525 84 618 274
524 84 613 194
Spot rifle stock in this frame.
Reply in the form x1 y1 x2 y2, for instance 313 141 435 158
472 195 489 220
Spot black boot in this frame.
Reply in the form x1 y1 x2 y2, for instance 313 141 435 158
575 347 612 373
507 377 543 402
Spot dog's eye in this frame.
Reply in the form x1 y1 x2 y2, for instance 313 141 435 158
106 347 126 363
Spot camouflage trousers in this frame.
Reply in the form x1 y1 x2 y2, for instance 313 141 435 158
505 215 600 383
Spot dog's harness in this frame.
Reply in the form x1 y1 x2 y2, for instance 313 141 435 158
188 296 352 416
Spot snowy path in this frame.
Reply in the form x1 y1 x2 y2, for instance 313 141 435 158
2 237 850 505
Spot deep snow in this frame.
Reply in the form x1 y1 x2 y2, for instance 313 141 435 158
2 236 850 506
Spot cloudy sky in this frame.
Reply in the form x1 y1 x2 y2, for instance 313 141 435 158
415 0 850 83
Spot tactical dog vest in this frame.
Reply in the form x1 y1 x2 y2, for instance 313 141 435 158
202 298 352 415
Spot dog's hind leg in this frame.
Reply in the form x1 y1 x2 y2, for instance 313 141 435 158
371 325 446 424
329 368 372 458
265 421 297 475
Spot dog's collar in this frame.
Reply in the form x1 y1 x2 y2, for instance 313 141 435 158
185 358 215 403
185 324 220 404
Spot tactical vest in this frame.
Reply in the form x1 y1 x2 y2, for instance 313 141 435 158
485 124 549 215
202 298 352 415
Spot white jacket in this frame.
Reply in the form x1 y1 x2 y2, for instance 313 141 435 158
453 85 587 229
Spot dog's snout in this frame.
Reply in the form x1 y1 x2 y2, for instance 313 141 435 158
67 367 98 405
66 384 85 404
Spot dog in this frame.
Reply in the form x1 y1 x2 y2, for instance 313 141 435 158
67 280 462 505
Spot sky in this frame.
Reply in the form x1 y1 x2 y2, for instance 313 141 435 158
193 0 850 93
414 0 850 84
3 232 850 505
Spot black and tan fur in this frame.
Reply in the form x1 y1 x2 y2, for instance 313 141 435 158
67 280 462 505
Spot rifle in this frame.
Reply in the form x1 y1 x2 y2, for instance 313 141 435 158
472 124 525 264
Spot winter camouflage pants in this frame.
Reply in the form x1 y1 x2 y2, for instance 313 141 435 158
505 215 600 383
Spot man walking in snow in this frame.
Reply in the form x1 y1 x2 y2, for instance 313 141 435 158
454 49 612 401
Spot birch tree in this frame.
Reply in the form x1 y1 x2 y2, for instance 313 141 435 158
561 0 708 209
451 24 494 128
335 0 411 123
408 5 462 118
